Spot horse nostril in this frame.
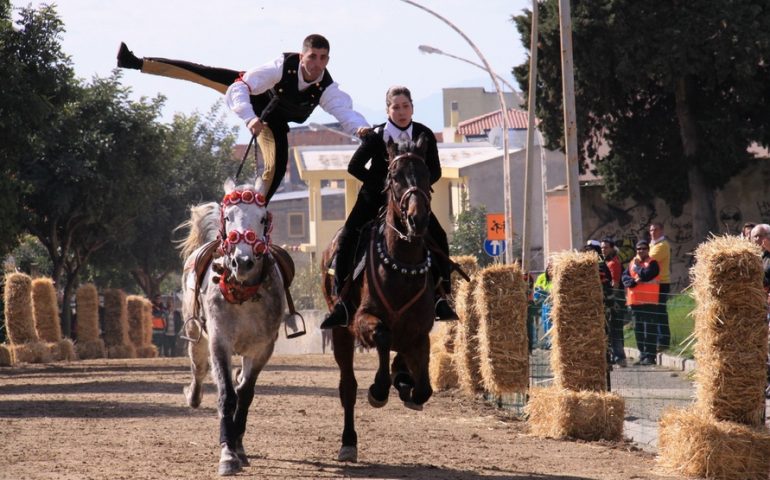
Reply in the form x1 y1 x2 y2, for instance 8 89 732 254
244 259 254 270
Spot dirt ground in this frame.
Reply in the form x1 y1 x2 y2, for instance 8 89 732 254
0 353 674 480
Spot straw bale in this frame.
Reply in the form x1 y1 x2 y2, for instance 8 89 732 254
11 341 51 364
102 289 130 349
454 276 484 395
48 338 77 361
141 299 154 345
475 264 529 396
0 344 13 366
136 344 159 358
31 278 62 342
107 343 136 359
658 407 770 480
450 255 479 299
126 295 146 349
549 251 607 392
76 339 106 360
690 236 768 426
429 350 458 391
526 385 625 441
430 322 457 354
3 273 39 345
75 284 100 342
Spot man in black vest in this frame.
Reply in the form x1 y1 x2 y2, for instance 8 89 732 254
117 34 369 201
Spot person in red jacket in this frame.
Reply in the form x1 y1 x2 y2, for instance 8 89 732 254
622 240 660 366
601 238 627 367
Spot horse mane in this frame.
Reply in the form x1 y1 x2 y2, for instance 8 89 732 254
176 202 221 260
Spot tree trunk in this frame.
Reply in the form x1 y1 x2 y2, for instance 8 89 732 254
675 76 717 240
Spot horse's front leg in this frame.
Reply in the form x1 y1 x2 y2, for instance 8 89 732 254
183 319 208 408
402 335 433 409
332 326 357 462
231 347 274 468
209 340 241 476
368 322 391 407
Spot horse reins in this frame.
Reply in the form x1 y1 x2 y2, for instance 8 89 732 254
385 153 431 241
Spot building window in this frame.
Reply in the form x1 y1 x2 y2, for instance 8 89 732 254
288 212 305 238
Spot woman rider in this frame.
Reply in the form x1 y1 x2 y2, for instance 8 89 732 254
321 86 457 328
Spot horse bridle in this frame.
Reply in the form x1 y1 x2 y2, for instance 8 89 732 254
386 153 432 241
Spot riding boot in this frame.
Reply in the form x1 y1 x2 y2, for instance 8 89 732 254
321 233 356 329
433 261 458 321
116 42 143 70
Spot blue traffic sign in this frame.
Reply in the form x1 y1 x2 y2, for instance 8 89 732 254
483 239 506 257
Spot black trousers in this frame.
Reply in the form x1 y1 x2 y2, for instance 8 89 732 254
632 304 658 360
657 283 671 350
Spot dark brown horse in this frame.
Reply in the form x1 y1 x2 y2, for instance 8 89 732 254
321 135 436 462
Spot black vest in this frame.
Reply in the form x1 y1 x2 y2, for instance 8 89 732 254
249 52 334 124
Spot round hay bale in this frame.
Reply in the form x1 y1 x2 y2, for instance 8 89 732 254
11 340 51 364
136 344 159 358
429 350 458 391
0 344 13 366
690 236 768 426
48 338 77 361
31 278 62 342
549 250 607 392
76 339 106 360
658 407 770 480
102 289 130 350
526 385 625 441
75 284 100 343
453 276 484 395
107 343 136 359
475 264 529 396
126 295 146 349
3 273 39 344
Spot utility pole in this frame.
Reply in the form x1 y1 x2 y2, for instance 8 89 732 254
521 0 539 272
558 0 583 248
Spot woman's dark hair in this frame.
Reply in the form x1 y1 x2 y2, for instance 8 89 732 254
385 86 413 107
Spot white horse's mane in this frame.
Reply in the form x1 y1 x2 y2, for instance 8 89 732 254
177 202 221 260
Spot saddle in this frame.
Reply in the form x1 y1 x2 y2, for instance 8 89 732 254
189 240 305 339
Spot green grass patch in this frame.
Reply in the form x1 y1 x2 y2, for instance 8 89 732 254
621 292 696 359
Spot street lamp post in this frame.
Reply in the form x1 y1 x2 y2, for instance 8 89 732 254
417 45 519 95
402 0 514 265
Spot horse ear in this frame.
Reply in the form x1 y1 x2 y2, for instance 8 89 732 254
224 177 236 194
386 137 398 158
254 176 266 197
415 133 429 159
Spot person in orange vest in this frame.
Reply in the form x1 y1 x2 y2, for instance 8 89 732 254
621 240 660 366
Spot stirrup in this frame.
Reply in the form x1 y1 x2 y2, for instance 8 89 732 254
434 297 458 321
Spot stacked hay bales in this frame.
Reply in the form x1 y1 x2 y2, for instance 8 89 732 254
31 278 76 361
526 251 624 441
658 236 770 479
475 264 529 396
102 289 135 359
454 276 484 395
127 295 158 358
3 273 50 363
74 283 105 359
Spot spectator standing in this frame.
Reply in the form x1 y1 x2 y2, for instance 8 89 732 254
602 238 627 367
648 223 671 352
163 309 180 357
151 295 168 352
533 264 553 349
750 224 770 289
622 240 660 365
742 222 756 240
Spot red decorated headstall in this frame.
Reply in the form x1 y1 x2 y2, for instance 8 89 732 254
219 189 272 256
222 189 267 207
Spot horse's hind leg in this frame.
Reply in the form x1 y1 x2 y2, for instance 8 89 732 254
184 321 208 408
368 323 391 407
332 327 358 462
231 347 274 467
209 341 241 476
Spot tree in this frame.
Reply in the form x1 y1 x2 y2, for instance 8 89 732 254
449 192 493 268
0 1 75 256
512 1 770 240
18 72 169 336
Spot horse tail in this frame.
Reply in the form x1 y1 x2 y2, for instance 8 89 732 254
175 202 220 260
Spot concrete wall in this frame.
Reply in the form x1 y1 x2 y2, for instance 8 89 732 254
442 87 519 127
580 160 770 292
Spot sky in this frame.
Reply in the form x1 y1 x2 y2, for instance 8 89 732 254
14 0 532 142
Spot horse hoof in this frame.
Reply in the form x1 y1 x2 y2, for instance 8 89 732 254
403 401 423 411
337 445 358 463
218 459 242 476
367 387 388 408
183 385 200 408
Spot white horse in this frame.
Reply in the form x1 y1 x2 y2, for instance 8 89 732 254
178 177 284 476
